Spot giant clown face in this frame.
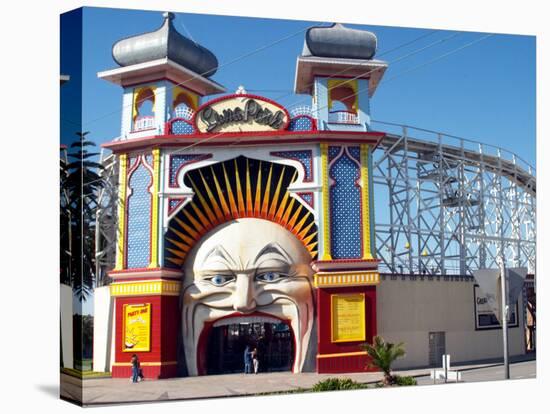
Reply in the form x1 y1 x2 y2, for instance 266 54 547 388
182 218 316 375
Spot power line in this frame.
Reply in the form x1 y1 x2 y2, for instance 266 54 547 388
381 34 494 83
279 31 463 109
85 33 493 187
61 27 437 130
178 17 196 44
307 33 495 118
88 31 471 184
61 28 442 130
80 22 324 129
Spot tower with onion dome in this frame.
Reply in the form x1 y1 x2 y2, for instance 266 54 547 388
295 23 387 131
99 11 226 139
95 13 388 378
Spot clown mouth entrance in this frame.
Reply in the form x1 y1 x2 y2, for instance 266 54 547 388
206 316 295 375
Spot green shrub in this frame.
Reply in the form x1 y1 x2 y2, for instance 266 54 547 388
311 377 365 392
393 375 417 386
361 336 406 386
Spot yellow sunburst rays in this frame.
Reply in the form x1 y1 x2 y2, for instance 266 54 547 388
245 159 253 215
210 166 232 221
260 164 274 217
165 218 197 266
274 169 295 217
235 159 246 216
187 175 218 227
267 166 286 220
222 163 239 218
166 158 319 265
198 170 225 223
253 161 263 216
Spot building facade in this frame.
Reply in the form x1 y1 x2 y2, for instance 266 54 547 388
93 13 527 379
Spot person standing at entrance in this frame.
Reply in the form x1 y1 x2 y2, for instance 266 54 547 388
131 354 140 383
244 345 252 374
251 347 259 374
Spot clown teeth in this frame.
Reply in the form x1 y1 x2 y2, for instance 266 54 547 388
212 315 281 327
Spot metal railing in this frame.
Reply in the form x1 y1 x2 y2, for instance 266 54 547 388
371 120 536 276
133 116 155 131
328 111 359 125
174 106 195 120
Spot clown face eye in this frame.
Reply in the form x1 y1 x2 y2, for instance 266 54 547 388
256 272 287 283
205 274 234 286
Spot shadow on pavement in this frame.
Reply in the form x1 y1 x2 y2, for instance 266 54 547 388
35 384 58 399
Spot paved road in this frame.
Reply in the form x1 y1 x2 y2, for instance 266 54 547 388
61 356 536 406
416 360 536 386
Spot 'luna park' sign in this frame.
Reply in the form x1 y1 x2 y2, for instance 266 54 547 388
194 95 290 133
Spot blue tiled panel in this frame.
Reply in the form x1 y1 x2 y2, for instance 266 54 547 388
347 146 361 163
129 156 138 169
169 155 206 187
168 198 184 214
288 116 314 131
329 151 362 258
271 150 313 181
328 146 341 163
171 120 195 135
145 154 153 166
298 192 313 207
169 199 182 211
127 162 152 268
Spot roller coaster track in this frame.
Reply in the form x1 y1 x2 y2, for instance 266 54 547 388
95 122 536 282
371 121 535 277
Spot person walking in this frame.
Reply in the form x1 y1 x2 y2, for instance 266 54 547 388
252 347 259 374
244 345 252 374
131 354 140 383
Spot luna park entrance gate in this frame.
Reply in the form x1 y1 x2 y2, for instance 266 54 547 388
206 322 294 375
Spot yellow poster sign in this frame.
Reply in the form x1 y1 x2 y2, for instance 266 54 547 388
123 303 151 352
331 293 366 342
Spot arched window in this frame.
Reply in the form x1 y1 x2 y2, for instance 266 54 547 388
328 81 360 125
133 87 155 131
173 92 196 120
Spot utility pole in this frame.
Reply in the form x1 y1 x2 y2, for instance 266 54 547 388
499 259 510 379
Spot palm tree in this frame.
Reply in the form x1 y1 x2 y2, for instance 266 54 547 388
60 146 71 287
61 131 105 301
362 336 406 386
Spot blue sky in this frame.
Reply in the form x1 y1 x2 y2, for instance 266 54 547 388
60 6 536 313
61 6 536 167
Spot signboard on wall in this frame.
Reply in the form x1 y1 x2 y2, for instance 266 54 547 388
331 293 366 342
474 285 518 330
194 94 290 133
123 303 151 352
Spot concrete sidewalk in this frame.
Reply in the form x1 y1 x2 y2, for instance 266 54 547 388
61 353 536 406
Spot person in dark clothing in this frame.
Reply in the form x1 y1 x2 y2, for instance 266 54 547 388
131 354 140 383
243 345 252 374
251 347 259 374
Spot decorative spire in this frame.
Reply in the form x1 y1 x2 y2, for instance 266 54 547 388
235 85 247 95
112 12 218 77
162 11 175 20
303 23 378 60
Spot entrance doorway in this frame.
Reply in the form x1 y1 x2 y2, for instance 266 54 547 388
206 322 294 375
429 331 446 367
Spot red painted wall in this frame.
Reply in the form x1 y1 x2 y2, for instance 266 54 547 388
316 285 377 373
112 295 180 379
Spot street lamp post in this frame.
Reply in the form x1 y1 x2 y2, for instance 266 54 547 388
499 259 510 379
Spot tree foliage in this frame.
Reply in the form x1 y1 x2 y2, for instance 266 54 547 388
362 335 406 386
311 377 366 392
60 132 105 301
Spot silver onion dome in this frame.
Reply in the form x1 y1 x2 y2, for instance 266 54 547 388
303 23 377 60
112 12 218 77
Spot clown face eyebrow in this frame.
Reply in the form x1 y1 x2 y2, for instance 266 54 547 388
252 242 293 268
201 245 238 271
